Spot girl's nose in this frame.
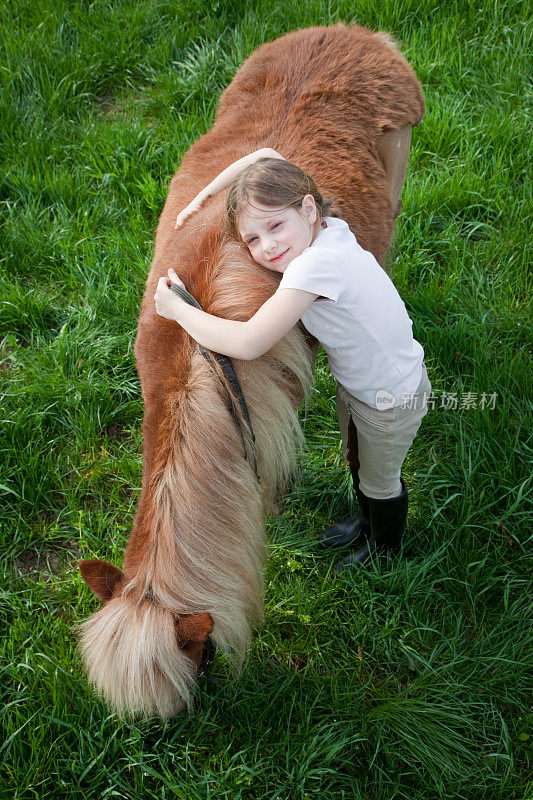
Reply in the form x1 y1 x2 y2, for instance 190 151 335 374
263 236 276 252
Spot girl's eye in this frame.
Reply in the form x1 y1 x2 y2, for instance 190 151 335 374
271 222 282 230
246 236 258 245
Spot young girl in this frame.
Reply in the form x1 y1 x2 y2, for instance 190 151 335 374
154 150 431 570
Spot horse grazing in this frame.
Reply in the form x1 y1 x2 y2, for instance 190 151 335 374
78 24 424 718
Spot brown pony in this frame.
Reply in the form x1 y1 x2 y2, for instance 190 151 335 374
78 23 424 718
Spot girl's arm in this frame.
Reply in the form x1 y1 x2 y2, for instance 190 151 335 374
175 148 285 228
154 269 316 360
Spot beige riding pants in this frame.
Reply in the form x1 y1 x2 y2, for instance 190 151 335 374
336 364 431 500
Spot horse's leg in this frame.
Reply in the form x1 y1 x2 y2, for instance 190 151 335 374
376 125 413 218
347 417 360 473
318 388 365 548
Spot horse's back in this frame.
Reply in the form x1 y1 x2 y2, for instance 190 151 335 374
216 24 424 131
170 23 424 261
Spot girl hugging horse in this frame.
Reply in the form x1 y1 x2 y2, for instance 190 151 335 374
78 23 426 718
155 153 431 569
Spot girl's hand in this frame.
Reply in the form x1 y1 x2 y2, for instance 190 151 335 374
174 149 284 229
154 269 186 321
175 194 208 228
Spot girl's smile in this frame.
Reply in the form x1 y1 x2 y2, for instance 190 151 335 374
268 248 289 263
238 195 318 272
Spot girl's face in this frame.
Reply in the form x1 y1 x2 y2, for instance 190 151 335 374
237 194 318 272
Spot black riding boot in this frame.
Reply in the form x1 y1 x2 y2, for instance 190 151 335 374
335 478 408 570
319 480 370 549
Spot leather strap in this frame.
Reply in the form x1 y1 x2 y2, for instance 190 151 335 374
169 282 260 483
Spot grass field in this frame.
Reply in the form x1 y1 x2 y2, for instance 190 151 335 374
1 0 531 798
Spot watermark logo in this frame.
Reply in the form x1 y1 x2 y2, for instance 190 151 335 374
375 389 396 408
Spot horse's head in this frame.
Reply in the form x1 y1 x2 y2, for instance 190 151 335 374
78 559 214 716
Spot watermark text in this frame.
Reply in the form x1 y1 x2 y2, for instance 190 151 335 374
398 391 498 411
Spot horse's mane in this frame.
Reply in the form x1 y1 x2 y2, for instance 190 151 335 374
79 230 313 716
129 235 314 653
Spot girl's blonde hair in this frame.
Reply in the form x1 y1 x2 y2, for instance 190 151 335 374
226 157 334 238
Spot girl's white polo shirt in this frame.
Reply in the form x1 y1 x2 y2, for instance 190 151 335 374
277 217 424 409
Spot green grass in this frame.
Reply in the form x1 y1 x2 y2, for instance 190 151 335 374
1 0 531 798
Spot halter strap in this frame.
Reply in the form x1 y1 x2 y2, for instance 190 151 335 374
168 282 260 483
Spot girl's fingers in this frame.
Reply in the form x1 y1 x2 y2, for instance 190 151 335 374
168 269 185 288
153 272 185 305
155 276 171 297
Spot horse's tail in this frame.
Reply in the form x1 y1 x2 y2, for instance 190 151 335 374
77 596 196 717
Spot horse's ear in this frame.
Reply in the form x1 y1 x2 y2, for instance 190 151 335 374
79 559 123 601
176 612 214 643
